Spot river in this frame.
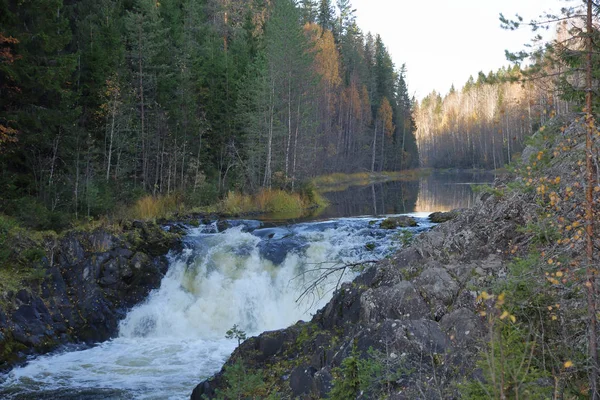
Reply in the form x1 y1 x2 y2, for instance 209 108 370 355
0 170 494 399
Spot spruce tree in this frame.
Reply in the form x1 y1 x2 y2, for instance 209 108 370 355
317 0 335 33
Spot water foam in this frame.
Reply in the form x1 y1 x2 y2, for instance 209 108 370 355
0 216 426 399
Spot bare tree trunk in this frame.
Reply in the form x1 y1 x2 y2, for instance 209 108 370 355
371 184 377 216
193 130 202 193
138 20 147 190
106 95 117 181
74 133 80 220
153 116 161 196
292 101 301 191
584 1 598 397
371 120 378 172
491 130 497 170
401 117 407 170
48 131 61 188
285 72 292 182
380 123 384 172
181 139 186 191
264 78 275 188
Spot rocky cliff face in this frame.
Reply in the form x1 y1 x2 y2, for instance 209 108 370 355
0 221 180 371
191 186 537 399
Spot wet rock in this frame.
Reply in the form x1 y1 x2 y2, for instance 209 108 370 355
318 283 365 329
380 216 417 229
190 380 215 400
0 221 180 371
216 220 230 232
429 210 461 223
257 236 307 265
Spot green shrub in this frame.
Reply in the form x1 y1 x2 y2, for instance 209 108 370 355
84 180 116 217
329 346 360 400
184 183 219 207
460 321 552 400
13 197 51 230
0 215 17 265
22 248 45 264
215 360 274 400
330 343 406 399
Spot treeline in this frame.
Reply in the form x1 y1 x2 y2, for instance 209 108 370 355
414 66 572 169
414 11 600 171
0 0 418 228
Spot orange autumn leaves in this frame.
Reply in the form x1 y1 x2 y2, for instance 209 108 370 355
303 22 393 138
0 33 20 150
303 23 340 88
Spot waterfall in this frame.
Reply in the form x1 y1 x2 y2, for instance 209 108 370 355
0 216 429 400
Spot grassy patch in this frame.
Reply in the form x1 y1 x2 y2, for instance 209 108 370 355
312 169 429 191
0 267 25 300
126 193 185 221
0 214 57 300
219 188 328 216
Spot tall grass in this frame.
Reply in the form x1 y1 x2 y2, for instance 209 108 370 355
127 193 185 221
219 188 327 215
312 169 430 190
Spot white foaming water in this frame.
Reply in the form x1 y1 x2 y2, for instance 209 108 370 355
0 216 430 399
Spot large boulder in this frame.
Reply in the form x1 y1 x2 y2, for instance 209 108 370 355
429 210 461 223
380 216 417 229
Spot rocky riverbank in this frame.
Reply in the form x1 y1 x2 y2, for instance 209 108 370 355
0 221 181 371
192 184 535 399
192 114 595 399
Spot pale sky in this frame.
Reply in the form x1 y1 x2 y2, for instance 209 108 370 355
352 0 566 100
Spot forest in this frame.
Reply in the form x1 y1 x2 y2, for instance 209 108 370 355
0 0 419 229
415 14 600 170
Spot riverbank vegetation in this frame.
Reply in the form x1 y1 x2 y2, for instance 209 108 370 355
460 115 598 398
457 2 600 397
219 187 328 215
312 169 429 191
0 0 419 232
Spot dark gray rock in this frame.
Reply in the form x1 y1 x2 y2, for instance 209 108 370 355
216 220 230 232
257 236 307 265
414 267 460 310
0 221 179 371
429 210 461 223
440 308 483 346
380 216 418 229
312 368 333 398
290 366 317 397
258 334 285 358
360 281 430 322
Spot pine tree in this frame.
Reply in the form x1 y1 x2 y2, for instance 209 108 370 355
336 0 355 38
395 64 418 169
299 0 318 24
317 0 335 33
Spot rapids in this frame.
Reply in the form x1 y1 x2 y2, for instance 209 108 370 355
0 215 431 399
